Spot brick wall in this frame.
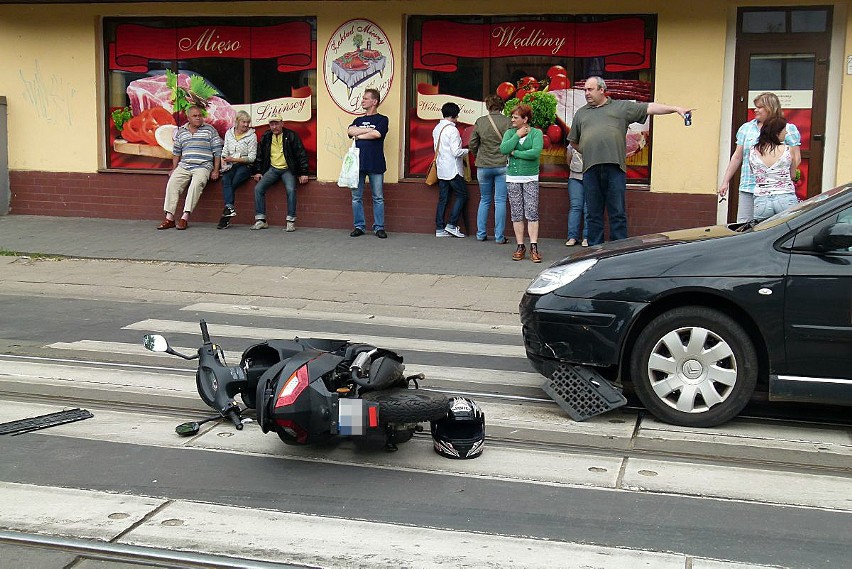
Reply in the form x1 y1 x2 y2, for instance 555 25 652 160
8 170 716 237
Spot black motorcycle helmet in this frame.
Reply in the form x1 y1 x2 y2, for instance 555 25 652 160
430 397 485 459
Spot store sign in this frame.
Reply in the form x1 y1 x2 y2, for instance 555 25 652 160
323 19 394 114
415 85 484 125
109 22 315 73
413 19 650 73
232 93 312 125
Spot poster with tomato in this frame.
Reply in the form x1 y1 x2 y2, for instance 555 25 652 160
105 18 318 171
407 16 655 182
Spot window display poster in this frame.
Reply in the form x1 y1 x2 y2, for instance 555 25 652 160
324 19 394 114
104 18 318 171
406 16 655 182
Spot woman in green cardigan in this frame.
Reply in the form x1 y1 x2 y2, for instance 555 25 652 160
500 104 544 263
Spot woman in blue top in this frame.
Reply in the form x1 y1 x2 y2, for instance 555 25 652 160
719 92 801 222
500 104 544 263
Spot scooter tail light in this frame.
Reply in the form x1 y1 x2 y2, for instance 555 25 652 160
274 364 310 408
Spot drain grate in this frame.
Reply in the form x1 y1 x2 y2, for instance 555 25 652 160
542 364 627 421
0 408 94 436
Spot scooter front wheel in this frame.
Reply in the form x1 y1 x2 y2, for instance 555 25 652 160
361 389 449 424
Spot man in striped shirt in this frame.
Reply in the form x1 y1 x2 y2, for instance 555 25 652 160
157 105 223 230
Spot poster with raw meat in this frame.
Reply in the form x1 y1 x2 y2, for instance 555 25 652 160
406 15 655 183
104 18 317 171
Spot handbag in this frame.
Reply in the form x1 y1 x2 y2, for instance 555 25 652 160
426 125 451 186
337 139 360 189
462 154 472 183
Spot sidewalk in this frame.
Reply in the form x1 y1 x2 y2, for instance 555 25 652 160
0 215 564 279
0 215 552 325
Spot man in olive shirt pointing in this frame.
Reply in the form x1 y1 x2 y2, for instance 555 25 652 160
568 76 692 245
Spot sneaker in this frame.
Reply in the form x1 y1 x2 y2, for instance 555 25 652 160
251 220 269 230
285 221 296 232
530 244 542 263
216 216 230 230
222 205 237 218
495 237 508 245
581 239 589 247
565 238 577 247
445 224 465 238
512 244 526 261
435 229 450 237
350 228 365 237
375 229 388 239
476 235 488 242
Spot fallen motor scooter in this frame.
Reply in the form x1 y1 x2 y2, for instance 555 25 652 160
143 320 449 450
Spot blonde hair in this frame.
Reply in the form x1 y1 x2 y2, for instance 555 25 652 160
753 92 783 121
235 110 251 125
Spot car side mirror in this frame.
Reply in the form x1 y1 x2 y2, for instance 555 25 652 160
143 334 170 353
813 222 852 253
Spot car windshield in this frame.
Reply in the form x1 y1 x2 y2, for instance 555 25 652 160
752 185 852 231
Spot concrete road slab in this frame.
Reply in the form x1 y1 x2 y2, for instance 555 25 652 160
623 457 852 511
126 499 689 569
636 416 852 470
0 482 162 541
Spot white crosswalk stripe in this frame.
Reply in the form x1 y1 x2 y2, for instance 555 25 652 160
124 318 527 357
181 302 523 336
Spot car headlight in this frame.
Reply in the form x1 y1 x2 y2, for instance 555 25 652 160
526 258 598 295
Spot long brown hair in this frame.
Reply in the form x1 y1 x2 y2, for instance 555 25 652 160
755 116 787 155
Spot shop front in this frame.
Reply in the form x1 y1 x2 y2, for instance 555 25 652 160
1 1 849 237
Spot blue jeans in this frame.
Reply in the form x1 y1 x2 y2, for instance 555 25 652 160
221 164 252 208
254 167 297 220
476 166 507 241
567 178 589 241
351 171 385 231
436 175 468 229
753 193 797 221
584 163 627 245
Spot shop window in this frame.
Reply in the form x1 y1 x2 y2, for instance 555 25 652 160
405 14 656 184
103 17 317 172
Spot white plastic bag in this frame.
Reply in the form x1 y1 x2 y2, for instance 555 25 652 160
337 140 360 189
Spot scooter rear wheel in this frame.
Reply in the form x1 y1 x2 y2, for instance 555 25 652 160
361 389 449 423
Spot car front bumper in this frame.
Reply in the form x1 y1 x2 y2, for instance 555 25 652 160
519 292 647 377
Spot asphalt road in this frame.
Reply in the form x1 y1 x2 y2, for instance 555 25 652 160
0 288 850 568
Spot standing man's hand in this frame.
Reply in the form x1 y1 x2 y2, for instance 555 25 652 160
253 174 262 182
210 170 219 181
298 175 309 185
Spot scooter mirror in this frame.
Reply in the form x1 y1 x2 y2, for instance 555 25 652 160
175 422 201 436
143 334 170 353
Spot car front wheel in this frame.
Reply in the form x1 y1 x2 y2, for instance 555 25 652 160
629 306 758 427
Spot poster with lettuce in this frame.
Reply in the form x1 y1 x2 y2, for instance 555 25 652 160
104 18 317 171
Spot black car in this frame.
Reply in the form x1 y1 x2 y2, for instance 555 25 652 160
520 184 852 427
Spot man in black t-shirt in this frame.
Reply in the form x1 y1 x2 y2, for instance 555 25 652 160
347 88 389 238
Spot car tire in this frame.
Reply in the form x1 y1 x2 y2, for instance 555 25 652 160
629 306 758 427
361 389 449 424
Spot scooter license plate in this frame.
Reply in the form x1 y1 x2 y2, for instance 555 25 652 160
338 399 380 435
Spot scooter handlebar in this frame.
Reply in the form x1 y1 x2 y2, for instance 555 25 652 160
200 320 211 344
227 409 243 430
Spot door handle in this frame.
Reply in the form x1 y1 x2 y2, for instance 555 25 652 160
813 134 824 141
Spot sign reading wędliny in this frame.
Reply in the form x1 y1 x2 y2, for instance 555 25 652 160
324 19 394 114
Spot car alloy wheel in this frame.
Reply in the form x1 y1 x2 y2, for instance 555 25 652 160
630 306 758 427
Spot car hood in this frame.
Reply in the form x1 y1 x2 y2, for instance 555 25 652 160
550 225 739 267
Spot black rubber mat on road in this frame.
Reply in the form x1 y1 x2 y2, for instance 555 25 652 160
543 364 627 421
0 408 93 436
